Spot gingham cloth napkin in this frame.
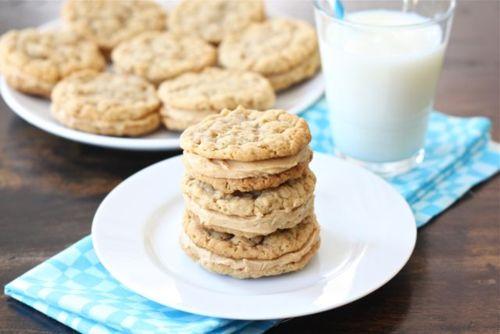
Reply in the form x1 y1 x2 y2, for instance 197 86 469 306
5 97 500 333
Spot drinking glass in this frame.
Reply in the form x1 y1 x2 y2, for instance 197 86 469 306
314 0 456 176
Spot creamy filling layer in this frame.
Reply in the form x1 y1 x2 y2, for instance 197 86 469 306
184 195 314 236
183 146 312 179
180 221 320 273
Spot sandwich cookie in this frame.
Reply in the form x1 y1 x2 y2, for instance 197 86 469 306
180 106 312 193
158 68 275 131
181 211 320 279
62 0 167 54
0 29 105 97
51 71 161 136
112 32 216 85
219 18 320 91
182 169 316 237
170 0 265 44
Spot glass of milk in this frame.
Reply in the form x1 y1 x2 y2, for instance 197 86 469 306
314 0 456 176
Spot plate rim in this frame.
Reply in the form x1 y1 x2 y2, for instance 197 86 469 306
91 153 417 320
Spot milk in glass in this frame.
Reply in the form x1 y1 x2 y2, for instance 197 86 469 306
318 10 445 163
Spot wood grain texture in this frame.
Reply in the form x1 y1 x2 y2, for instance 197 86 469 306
0 1 498 333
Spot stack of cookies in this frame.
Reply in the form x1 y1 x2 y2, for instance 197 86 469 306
179 106 320 279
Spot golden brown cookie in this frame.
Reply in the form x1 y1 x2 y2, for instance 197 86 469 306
62 0 167 54
0 28 105 97
180 211 320 279
219 18 320 90
170 0 265 44
51 71 160 136
112 32 216 85
180 106 311 161
158 68 275 131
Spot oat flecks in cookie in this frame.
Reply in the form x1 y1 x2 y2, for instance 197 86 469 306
158 67 275 112
219 18 318 75
62 0 167 52
184 210 317 261
51 71 160 136
112 32 216 85
0 29 105 97
170 0 265 44
180 106 311 161
182 169 316 218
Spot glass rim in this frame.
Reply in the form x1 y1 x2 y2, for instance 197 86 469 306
313 0 456 29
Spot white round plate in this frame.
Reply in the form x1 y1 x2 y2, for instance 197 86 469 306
0 17 324 151
92 153 416 320
0 73 323 151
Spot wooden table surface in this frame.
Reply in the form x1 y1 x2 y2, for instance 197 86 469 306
0 1 498 333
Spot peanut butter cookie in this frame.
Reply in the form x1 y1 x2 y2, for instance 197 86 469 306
62 0 167 54
51 71 160 136
112 32 216 85
181 211 320 279
158 68 275 131
182 169 316 236
170 0 265 44
219 18 320 91
0 29 105 97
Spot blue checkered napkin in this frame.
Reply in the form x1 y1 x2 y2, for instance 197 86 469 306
302 98 500 227
5 236 278 334
4 97 499 333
